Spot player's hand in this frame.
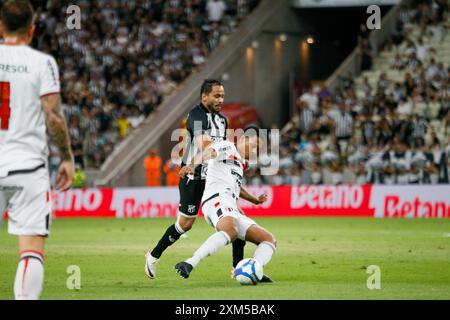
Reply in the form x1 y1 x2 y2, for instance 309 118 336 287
179 165 194 178
255 193 268 205
56 160 74 191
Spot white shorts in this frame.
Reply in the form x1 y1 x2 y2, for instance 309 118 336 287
0 167 52 236
201 192 256 240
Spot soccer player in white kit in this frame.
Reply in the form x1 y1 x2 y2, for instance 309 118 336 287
175 129 277 279
0 1 74 300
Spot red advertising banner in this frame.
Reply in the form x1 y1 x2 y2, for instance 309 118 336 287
42 185 450 219
52 188 115 218
238 185 375 217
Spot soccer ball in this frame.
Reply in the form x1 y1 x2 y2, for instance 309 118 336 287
233 258 263 285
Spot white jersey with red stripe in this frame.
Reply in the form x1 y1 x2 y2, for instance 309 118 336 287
203 140 248 199
0 44 60 176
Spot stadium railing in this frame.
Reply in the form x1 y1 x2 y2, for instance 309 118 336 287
95 0 284 187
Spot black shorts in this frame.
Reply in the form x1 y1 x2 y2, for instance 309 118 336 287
178 177 205 217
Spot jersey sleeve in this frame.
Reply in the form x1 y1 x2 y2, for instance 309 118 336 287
39 55 60 97
186 110 210 137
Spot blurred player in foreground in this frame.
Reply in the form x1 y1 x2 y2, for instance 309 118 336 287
0 0 74 300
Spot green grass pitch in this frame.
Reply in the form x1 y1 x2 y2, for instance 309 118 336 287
1 217 449 300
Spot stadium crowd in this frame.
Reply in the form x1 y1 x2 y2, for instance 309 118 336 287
23 0 259 177
244 1 450 186
6 1 449 186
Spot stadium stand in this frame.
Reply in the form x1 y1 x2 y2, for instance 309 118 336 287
26 0 259 182
24 1 449 186
247 0 450 186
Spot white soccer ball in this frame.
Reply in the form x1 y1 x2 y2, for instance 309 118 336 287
233 258 263 285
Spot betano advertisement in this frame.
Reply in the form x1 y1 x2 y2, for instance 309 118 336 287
50 185 450 219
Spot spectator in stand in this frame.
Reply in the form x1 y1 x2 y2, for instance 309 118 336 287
117 109 129 139
357 23 370 43
300 86 319 112
207 0 226 22
332 102 354 157
128 105 145 129
359 38 373 71
73 164 87 188
143 149 162 187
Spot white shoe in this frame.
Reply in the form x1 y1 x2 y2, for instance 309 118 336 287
145 252 159 279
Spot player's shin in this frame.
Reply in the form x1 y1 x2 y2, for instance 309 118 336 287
14 251 44 300
186 231 231 268
150 221 185 258
253 241 276 267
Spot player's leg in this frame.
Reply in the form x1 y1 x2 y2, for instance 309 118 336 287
150 215 195 259
0 189 8 231
245 224 277 267
176 216 237 278
231 206 246 268
14 235 46 300
146 177 204 278
175 196 238 278
4 168 51 300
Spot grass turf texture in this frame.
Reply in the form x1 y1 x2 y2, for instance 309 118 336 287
1 218 449 300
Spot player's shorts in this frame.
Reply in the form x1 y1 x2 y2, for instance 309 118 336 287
178 177 205 218
0 165 52 236
201 191 256 240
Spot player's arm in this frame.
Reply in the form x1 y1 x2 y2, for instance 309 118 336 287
179 145 217 178
42 93 74 191
239 187 268 205
181 111 213 171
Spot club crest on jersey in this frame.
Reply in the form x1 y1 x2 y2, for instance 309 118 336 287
188 205 196 213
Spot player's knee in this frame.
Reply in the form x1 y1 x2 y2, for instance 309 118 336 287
180 222 193 232
223 224 238 241
225 229 238 242
221 222 238 241
271 236 277 248
265 233 277 247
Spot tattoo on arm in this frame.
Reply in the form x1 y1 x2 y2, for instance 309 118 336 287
42 94 73 161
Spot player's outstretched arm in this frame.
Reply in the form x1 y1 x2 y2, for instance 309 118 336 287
42 93 74 191
239 187 268 205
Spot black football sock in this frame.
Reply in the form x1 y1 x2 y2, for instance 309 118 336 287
232 238 246 267
151 224 183 259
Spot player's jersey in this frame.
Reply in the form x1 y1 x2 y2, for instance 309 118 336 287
0 44 60 176
203 140 248 199
182 103 228 180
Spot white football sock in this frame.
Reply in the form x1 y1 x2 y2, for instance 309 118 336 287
14 251 44 300
186 231 231 268
253 241 276 267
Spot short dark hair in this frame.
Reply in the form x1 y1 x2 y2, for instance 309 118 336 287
200 79 223 97
0 0 34 34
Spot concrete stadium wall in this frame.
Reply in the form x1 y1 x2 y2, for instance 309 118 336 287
223 4 306 128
